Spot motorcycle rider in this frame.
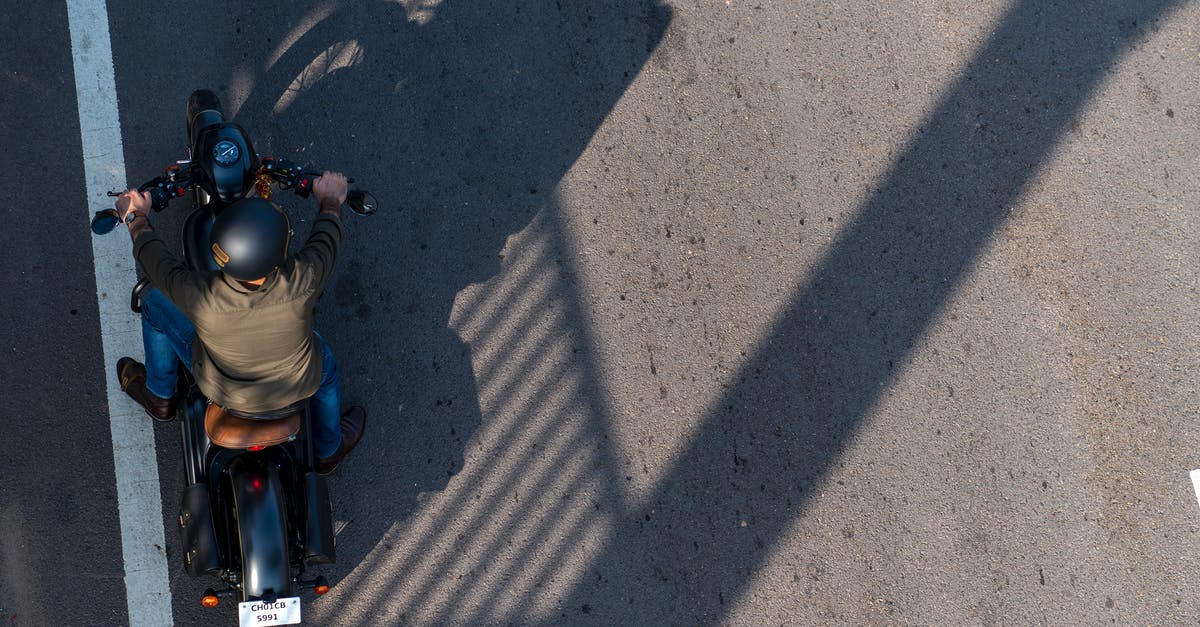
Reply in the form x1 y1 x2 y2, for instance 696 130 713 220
112 173 366 475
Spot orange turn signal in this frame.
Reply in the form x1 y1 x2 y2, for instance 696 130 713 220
202 595 220 607
314 584 331 595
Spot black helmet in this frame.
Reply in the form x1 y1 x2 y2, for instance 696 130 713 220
210 198 291 280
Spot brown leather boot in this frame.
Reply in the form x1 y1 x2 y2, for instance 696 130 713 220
117 357 177 422
315 406 366 475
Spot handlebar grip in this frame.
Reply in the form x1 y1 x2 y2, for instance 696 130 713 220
299 170 355 182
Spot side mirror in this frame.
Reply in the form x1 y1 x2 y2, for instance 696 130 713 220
346 190 378 216
91 209 121 234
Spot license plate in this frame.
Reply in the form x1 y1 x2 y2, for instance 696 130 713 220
238 597 301 627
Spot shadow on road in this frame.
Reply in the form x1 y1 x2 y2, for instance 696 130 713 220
546 0 1182 623
191 0 670 623
109 0 1181 622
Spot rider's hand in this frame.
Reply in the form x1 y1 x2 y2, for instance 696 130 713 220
313 171 349 207
116 189 152 220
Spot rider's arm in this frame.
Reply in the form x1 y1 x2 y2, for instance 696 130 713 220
116 189 154 241
117 190 204 310
293 172 347 292
135 234 205 310
314 172 346 222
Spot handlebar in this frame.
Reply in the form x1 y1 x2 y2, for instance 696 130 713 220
91 158 377 235
259 157 354 198
102 169 192 210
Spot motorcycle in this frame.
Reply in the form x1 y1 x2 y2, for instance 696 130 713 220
91 90 377 624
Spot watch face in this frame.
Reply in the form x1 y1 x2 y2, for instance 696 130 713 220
213 140 240 167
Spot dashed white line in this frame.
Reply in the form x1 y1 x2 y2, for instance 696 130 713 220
66 1 173 625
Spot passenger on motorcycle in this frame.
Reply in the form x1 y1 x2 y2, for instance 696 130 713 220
112 173 366 475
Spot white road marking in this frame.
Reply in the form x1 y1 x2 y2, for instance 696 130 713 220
66 1 173 625
1191 470 1200 511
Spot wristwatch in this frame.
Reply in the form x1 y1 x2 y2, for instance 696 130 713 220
124 211 143 225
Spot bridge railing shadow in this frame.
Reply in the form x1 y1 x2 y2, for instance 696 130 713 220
313 209 626 623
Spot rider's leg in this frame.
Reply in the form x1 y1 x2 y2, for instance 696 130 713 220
310 334 344 459
140 288 196 399
310 334 367 474
119 288 195 421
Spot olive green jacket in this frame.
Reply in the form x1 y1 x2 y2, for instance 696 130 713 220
133 213 343 412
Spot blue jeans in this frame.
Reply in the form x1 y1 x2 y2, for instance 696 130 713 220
140 288 344 458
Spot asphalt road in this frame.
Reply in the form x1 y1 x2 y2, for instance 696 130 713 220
2 0 1198 624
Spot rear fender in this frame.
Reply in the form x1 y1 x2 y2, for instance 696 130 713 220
227 456 292 600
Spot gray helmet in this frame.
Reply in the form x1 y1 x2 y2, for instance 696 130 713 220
210 198 291 280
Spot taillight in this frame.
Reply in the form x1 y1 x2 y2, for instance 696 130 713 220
247 445 265 452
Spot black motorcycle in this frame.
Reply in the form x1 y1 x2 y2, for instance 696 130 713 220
92 90 376 623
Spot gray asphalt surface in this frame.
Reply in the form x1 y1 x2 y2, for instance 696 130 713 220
0 2 128 624
2 0 1198 624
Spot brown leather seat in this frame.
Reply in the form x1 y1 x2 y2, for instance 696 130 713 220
205 403 301 449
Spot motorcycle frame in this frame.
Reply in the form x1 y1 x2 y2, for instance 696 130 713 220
173 206 335 600
169 96 335 602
